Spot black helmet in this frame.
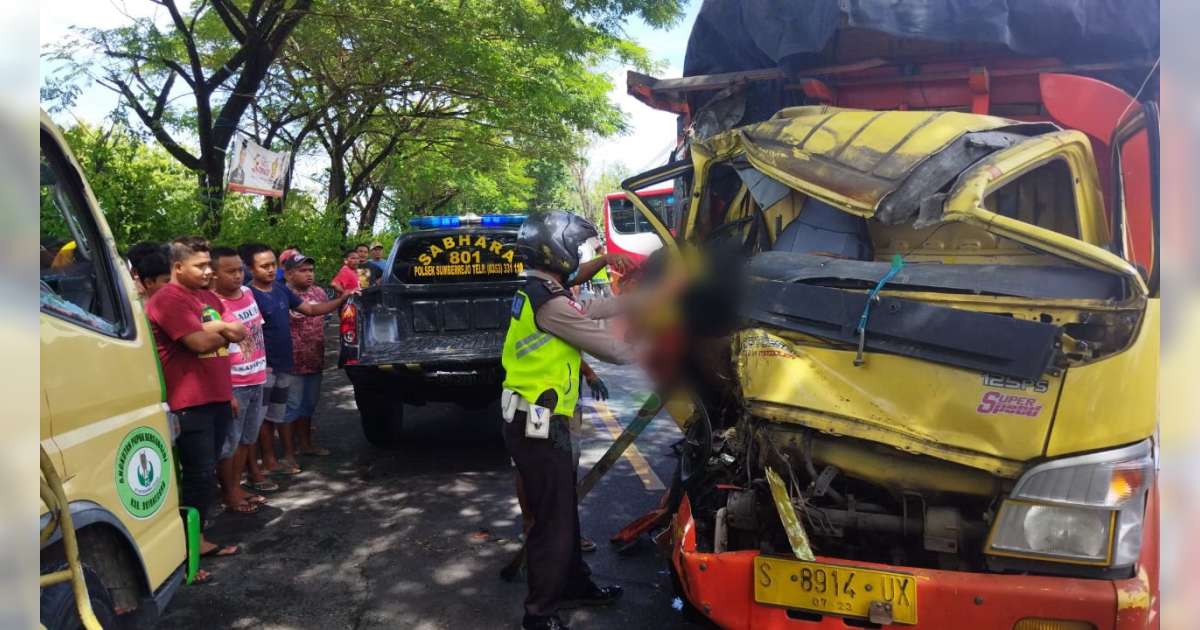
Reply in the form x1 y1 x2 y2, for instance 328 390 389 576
516 211 598 276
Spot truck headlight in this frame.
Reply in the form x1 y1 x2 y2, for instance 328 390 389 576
986 440 1152 567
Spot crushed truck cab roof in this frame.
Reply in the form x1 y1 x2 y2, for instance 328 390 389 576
695 106 1054 222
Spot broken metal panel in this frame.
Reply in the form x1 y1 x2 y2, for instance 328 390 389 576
748 252 1127 301
765 467 815 561
743 279 1061 380
697 107 1036 218
735 330 1060 474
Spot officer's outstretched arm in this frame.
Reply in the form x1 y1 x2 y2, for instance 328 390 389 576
535 297 636 365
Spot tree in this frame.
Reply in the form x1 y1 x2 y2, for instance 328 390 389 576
48 0 315 237
279 0 677 235
44 0 687 240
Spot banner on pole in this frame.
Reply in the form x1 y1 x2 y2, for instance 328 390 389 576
226 135 288 198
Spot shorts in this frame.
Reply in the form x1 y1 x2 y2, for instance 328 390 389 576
222 384 264 459
260 368 296 424
284 373 323 421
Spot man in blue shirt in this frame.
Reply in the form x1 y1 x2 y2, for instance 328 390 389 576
242 244 355 473
367 241 387 276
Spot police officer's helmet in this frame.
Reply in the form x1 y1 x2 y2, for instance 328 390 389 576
515 210 598 276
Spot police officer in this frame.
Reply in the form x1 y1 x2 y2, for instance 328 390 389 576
501 211 636 630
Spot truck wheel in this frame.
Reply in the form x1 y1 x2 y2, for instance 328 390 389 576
354 383 405 446
40 564 118 630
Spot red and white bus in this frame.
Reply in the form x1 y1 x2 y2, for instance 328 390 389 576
602 186 676 291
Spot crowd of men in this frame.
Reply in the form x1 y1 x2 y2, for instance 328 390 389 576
125 237 371 583
122 226 637 622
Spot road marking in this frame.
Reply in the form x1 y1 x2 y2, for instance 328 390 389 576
587 399 665 491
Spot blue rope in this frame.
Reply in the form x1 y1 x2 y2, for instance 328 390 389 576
856 254 905 335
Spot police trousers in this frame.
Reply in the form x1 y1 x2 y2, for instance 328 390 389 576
503 411 593 617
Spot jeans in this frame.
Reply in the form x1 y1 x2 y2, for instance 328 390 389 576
223 385 264 459
284 373 323 421
261 368 296 424
175 401 232 529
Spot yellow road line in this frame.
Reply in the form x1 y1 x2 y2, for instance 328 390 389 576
589 399 665 491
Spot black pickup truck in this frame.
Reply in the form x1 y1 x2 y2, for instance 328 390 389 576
339 214 527 444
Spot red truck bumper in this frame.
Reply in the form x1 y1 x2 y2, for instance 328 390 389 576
671 490 1159 630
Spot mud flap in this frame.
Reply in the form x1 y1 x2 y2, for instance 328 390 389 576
765 467 815 561
181 507 200 585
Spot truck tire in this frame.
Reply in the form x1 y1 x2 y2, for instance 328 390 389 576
353 382 405 446
40 564 118 630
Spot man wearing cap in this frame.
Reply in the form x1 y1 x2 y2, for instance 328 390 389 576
283 253 332 457
367 242 386 273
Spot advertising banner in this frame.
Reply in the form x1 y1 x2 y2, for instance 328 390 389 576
226 135 288 198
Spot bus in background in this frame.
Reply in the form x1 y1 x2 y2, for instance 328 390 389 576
602 186 675 292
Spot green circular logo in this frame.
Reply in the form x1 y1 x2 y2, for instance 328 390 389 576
115 426 170 519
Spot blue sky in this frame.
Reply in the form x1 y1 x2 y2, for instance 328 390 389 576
39 0 700 189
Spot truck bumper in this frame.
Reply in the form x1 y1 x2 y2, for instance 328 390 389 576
671 494 1158 630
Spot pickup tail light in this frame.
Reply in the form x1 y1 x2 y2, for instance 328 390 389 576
340 302 358 365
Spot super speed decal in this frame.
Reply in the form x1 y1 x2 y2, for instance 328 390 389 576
413 234 523 279
976 392 1044 417
975 373 1048 417
115 426 171 519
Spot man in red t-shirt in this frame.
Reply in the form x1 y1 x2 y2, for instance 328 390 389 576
146 237 247 574
331 247 361 297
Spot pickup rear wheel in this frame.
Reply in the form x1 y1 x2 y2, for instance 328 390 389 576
353 383 405 446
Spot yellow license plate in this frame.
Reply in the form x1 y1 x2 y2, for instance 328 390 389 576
753 556 917 624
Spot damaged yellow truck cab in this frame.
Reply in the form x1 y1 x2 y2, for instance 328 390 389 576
631 106 1158 629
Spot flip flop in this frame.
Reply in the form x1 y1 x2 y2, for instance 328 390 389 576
243 480 279 493
225 502 260 515
273 461 302 475
190 569 215 585
580 538 597 553
200 543 240 558
245 494 267 505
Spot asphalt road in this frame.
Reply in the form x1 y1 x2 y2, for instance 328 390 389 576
162 335 702 629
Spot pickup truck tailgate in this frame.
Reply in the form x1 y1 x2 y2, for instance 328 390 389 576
357 289 518 364
352 227 524 366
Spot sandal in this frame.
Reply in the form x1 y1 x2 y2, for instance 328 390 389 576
580 537 597 553
244 480 279 493
190 569 215 585
245 494 267 505
200 543 240 558
224 501 260 515
273 461 302 475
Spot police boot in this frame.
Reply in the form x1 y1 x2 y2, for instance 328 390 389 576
522 613 569 630
560 583 624 609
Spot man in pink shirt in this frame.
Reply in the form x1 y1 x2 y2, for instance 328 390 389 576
331 247 362 297
212 247 276 513
284 254 331 456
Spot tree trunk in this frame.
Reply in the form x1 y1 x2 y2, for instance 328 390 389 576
357 186 385 236
327 153 350 238
198 167 226 238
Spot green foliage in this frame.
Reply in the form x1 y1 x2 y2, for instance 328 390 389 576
57 124 206 245
214 195 351 283
58 122 354 282
44 0 687 252
525 159 574 212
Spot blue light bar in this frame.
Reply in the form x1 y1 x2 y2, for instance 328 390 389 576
481 214 527 227
409 215 462 229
